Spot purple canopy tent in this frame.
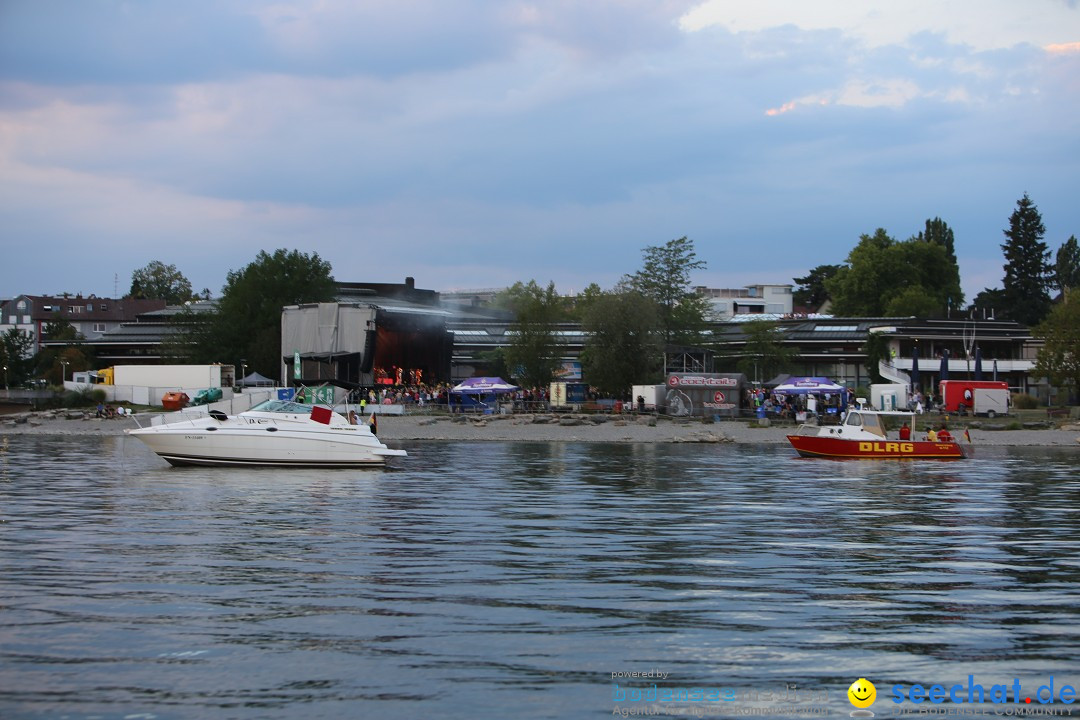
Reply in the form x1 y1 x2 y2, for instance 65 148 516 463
449 377 520 414
450 377 520 394
772 376 849 416
772 377 845 394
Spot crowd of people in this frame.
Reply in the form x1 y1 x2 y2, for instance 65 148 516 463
744 387 847 421
94 402 132 419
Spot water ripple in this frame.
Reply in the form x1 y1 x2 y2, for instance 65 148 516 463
1 437 1079 718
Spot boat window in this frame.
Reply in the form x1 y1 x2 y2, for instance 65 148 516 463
847 412 863 427
249 400 309 413
266 427 278 432
205 427 218 431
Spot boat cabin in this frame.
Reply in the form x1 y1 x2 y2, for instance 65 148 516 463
842 410 887 438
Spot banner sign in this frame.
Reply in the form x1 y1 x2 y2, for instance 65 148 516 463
665 373 745 415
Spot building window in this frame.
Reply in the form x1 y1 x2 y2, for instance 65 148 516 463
100 304 108 311
16 300 26 310
86 304 93 312
93 323 107 333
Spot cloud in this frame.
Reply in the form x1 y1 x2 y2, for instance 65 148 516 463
679 0 1079 52
0 1 1078 301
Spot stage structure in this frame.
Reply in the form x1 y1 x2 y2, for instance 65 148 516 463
281 302 453 388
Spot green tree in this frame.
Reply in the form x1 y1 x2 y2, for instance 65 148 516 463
130 261 194 304
971 287 1007 317
1033 290 1080 400
580 288 663 395
1054 235 1080 294
916 217 958 266
862 330 891 384
735 319 795 384
189 249 336 376
477 348 512 381
826 228 962 316
41 319 79 342
626 236 711 346
568 282 604 322
792 264 840 310
1001 193 1051 326
0 329 35 387
883 286 943 317
500 280 567 390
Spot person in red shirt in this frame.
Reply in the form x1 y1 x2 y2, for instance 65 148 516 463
899 422 911 440
937 424 953 442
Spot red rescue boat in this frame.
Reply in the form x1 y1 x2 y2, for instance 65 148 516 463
787 409 969 460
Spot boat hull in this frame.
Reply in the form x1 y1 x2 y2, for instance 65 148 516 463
787 434 967 460
127 416 406 468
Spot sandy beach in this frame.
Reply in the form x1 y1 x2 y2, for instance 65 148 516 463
3 409 1080 447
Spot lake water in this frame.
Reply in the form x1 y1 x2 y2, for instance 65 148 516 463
2 435 1080 719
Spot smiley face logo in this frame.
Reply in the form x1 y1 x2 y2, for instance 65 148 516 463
848 678 877 709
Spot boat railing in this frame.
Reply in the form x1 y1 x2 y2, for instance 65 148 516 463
129 408 215 429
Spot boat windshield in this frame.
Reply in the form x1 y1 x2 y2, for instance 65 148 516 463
248 400 312 414
845 411 887 438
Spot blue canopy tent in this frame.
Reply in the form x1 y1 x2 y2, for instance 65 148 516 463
449 377 519 414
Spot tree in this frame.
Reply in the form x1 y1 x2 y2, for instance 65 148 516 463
626 236 711 346
1033 290 1080 401
1001 193 1051 326
477 348 512 382
0 329 35 387
188 249 336 376
883 286 943 317
580 288 663 395
130 261 194 304
826 228 962 317
735 319 795 384
41 319 79 342
916 217 957 266
862 329 891 384
792 264 840 310
568 282 604 322
1054 235 1080 294
970 287 1007 318
500 280 567 390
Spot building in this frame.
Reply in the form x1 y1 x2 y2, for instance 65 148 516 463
717 315 1039 394
0 294 166 355
19 278 1047 399
696 284 794 320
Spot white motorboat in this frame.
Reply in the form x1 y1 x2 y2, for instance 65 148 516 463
125 399 407 468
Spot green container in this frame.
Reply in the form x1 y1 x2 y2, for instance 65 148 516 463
192 387 223 406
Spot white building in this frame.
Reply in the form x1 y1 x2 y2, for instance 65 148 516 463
695 284 794 321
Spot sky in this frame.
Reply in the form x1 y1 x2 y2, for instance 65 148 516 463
1 0 1078 304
